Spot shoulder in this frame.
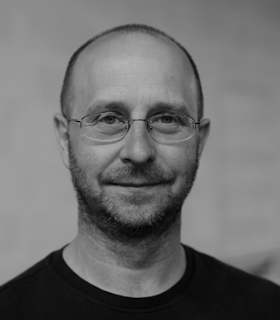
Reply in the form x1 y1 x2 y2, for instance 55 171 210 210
0 251 54 291
0 249 61 318
185 245 280 311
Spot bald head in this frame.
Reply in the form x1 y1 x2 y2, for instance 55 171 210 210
60 24 204 120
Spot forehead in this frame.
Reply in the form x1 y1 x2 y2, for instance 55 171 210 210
72 32 197 116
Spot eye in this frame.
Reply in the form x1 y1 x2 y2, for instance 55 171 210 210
159 115 177 123
151 113 180 124
99 115 117 124
97 112 126 125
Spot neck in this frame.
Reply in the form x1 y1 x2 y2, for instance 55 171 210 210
63 216 186 297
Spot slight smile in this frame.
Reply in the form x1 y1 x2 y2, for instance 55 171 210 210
103 182 170 195
109 182 163 188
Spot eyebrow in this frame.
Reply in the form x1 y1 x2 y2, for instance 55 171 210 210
87 101 191 116
150 102 191 116
87 101 127 113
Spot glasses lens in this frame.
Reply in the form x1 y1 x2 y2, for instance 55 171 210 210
81 113 128 141
149 114 195 143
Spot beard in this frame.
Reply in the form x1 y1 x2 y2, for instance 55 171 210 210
68 142 199 246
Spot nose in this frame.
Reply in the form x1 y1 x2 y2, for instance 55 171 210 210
119 120 156 165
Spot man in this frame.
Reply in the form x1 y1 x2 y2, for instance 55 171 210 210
1 24 280 319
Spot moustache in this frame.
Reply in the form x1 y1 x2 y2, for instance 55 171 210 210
99 164 175 185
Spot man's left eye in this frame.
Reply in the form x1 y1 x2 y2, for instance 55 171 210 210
159 115 177 123
152 114 179 124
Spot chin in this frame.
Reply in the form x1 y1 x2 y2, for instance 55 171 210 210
77 187 184 245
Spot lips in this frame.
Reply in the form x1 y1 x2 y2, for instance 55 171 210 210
106 182 165 187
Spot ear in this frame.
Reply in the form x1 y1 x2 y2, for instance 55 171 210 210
197 118 210 160
53 113 70 169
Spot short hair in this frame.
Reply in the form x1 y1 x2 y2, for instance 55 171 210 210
60 24 204 120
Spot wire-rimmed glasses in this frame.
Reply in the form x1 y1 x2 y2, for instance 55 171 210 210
63 111 200 144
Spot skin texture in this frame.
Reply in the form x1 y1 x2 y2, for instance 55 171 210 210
54 32 210 297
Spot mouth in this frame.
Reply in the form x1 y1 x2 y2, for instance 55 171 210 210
101 180 173 202
107 182 165 188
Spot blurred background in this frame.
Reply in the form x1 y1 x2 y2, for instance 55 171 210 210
1 0 280 285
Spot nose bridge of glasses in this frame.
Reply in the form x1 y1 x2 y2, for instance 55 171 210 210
128 118 150 130
125 118 153 141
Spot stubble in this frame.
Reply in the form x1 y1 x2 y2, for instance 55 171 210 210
68 142 199 246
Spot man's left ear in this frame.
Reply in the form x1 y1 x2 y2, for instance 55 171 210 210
197 118 210 160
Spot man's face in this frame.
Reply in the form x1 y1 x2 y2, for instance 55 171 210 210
64 33 203 243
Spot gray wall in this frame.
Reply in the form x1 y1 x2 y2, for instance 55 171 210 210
1 0 280 284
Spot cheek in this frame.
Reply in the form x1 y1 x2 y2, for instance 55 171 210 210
163 143 198 173
71 139 120 180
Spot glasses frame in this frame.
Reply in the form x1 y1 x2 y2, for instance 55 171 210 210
63 112 201 143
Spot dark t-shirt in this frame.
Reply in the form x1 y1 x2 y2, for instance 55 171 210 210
1 245 280 319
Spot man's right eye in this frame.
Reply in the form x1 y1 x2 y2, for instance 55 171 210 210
97 113 126 126
98 115 118 125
